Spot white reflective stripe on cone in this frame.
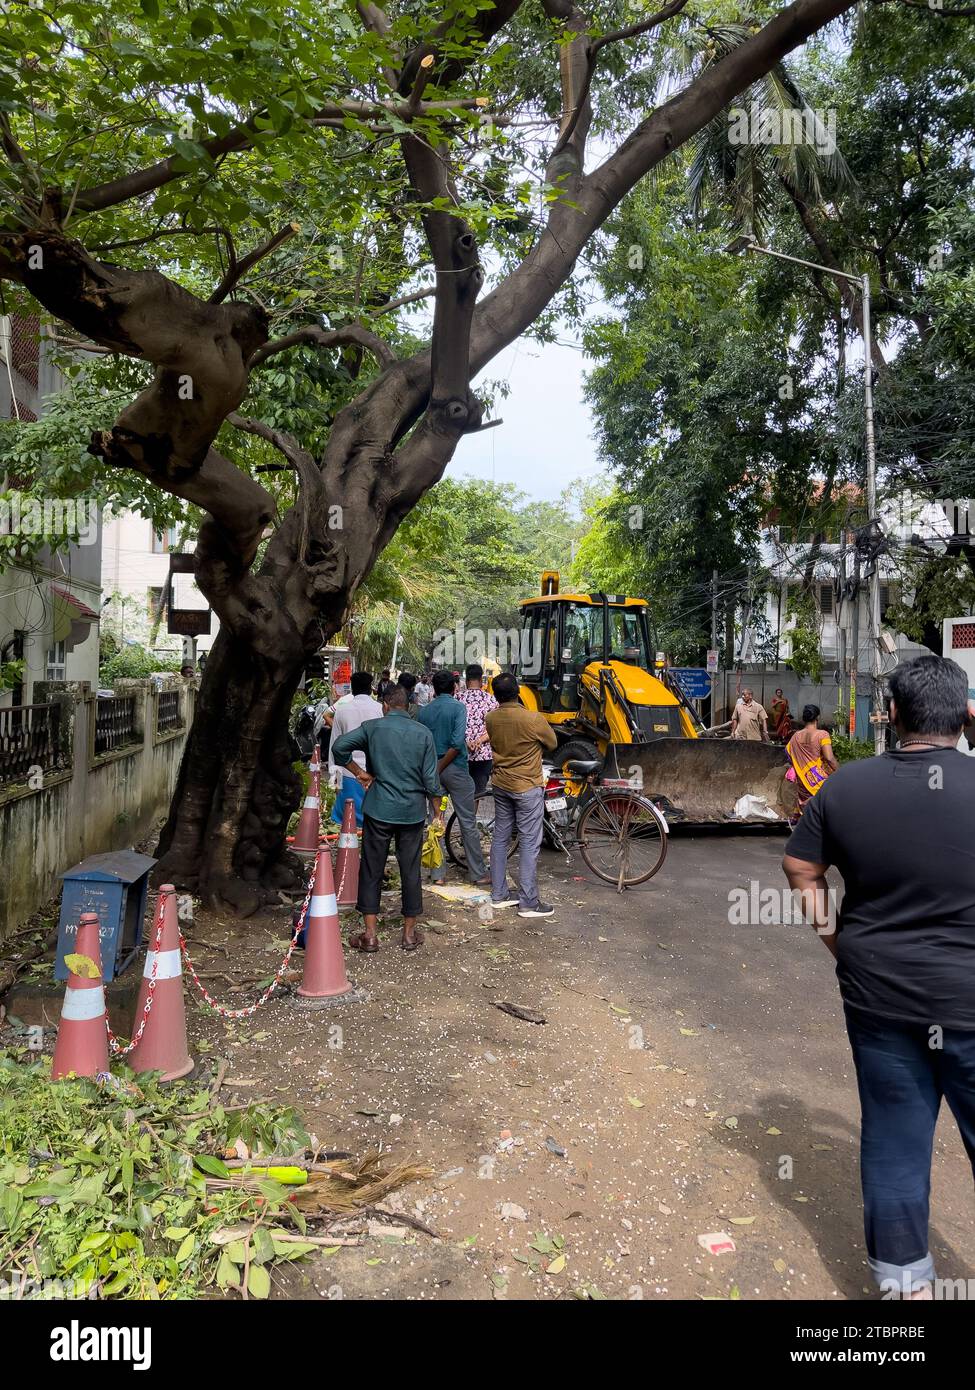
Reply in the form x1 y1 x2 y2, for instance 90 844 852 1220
337 834 358 848
309 894 338 918
62 986 106 1021
303 796 319 810
143 948 182 980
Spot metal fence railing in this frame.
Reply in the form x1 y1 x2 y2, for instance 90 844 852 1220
93 696 137 756
0 702 62 786
155 689 183 737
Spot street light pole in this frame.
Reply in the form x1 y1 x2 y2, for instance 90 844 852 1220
859 273 886 753
723 236 885 753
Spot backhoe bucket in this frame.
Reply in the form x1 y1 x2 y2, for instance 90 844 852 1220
603 738 796 825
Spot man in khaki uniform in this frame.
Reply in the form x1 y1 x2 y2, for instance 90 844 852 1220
486 673 558 918
731 688 770 741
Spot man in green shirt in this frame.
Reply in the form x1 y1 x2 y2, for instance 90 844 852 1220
331 685 441 951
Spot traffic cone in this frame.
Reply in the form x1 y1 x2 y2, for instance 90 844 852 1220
292 744 322 854
334 797 360 908
128 885 194 1081
296 851 356 1004
51 912 109 1081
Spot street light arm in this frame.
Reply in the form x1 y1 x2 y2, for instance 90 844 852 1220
743 239 862 287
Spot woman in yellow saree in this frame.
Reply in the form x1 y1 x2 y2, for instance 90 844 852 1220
786 703 839 823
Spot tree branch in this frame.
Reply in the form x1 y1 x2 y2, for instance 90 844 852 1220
550 0 691 158
247 322 396 371
367 285 435 316
209 222 300 304
470 0 860 375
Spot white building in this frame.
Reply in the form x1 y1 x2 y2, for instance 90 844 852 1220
100 510 216 659
1 315 102 706
746 489 956 667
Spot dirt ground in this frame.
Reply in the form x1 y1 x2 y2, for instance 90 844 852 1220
146 840 872 1303
9 830 972 1302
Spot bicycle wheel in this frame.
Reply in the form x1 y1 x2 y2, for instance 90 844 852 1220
446 791 518 868
577 790 668 887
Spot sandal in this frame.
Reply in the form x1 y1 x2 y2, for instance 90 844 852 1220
349 932 379 953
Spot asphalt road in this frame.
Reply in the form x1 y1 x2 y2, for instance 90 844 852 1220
545 826 975 1297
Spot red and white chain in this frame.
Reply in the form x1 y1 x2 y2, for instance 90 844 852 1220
106 886 171 1055
178 852 319 1019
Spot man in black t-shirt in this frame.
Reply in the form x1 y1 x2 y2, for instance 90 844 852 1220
784 654 975 1300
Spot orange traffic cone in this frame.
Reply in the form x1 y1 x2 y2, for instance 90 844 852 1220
296 851 358 1006
292 744 322 854
51 912 109 1081
128 885 194 1081
334 797 360 908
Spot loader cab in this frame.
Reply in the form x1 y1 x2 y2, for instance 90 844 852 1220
514 581 654 716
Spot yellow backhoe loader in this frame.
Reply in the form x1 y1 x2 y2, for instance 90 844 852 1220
508 573 792 824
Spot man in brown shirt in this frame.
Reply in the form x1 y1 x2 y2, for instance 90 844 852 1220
486 673 558 917
731 689 769 742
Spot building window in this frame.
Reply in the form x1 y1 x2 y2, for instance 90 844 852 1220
818 583 834 616
151 525 178 553
880 583 899 617
45 640 66 681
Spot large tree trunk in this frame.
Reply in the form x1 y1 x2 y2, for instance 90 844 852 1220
154 628 314 915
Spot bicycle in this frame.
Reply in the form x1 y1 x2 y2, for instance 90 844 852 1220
446 757 668 890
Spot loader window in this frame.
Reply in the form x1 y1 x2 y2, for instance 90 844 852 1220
608 609 649 668
563 605 597 670
518 605 552 683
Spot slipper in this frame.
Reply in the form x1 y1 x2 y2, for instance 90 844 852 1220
400 931 425 952
349 932 379 953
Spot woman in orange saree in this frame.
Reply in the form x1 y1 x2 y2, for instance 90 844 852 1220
786 703 838 823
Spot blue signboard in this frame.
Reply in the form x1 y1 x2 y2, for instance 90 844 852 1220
670 667 712 700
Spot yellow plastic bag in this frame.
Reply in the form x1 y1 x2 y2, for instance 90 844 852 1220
422 820 446 870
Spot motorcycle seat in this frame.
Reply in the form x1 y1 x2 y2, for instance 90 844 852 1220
564 758 602 776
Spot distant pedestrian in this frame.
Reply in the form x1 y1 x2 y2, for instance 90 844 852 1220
331 685 441 952
784 655 975 1300
376 669 394 703
327 671 383 827
770 687 792 739
397 671 418 716
414 671 433 708
456 662 498 797
486 672 558 918
731 688 769 742
418 670 490 885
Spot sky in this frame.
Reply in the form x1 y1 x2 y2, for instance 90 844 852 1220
446 330 607 504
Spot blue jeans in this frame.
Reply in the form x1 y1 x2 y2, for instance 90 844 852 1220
330 773 365 827
844 1005 975 1292
491 785 544 909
